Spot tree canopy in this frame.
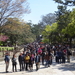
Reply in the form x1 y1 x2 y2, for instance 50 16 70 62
53 0 75 6
0 18 35 45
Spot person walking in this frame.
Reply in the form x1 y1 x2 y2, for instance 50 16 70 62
41 46 45 65
67 49 72 63
25 53 30 71
61 50 66 63
12 54 17 72
35 53 40 71
22 51 26 70
18 52 24 71
58 50 62 64
4 52 10 73
29 53 34 71
44 51 50 67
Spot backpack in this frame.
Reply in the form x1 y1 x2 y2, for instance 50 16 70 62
25 56 30 60
38 48 42 54
12 58 17 64
67 51 72 55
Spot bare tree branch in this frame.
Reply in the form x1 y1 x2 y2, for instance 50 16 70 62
0 0 30 26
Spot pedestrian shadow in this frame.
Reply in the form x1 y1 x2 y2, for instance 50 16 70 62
57 63 75 71
40 66 47 69
26 69 36 73
71 57 75 61
25 66 47 73
0 69 22 74
0 72 6 74
52 62 57 66
0 71 12 74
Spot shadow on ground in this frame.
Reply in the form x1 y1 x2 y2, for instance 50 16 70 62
58 63 75 71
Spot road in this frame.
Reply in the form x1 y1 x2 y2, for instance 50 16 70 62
0 56 75 75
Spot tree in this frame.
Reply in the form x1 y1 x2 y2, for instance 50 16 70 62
39 13 57 26
55 5 71 34
0 18 35 45
42 23 58 44
53 0 75 6
62 8 75 47
31 23 44 42
0 0 30 26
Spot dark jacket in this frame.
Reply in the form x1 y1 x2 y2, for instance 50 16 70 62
12 57 17 65
45 54 50 60
57 51 62 57
29 56 34 63
67 50 72 55
35 55 40 63
4 55 10 62
18 55 24 63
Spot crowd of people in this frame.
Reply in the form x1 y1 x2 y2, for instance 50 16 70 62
4 42 72 73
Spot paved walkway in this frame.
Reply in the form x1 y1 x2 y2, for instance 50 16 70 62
0 56 75 75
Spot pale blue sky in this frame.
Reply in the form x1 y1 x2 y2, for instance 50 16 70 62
23 0 74 24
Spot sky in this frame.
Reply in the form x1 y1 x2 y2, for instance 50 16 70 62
22 0 74 24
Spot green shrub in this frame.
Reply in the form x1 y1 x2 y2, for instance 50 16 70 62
0 47 14 51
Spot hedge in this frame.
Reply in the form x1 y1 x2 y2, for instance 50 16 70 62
0 47 14 51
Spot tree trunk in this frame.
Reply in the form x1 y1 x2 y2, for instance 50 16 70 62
3 51 4 57
69 38 72 48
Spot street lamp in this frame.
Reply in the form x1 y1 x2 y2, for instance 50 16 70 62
7 41 10 46
40 35 42 38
